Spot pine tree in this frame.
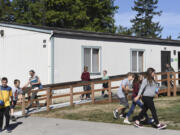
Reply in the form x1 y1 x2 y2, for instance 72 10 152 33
131 0 163 38
178 34 180 39
166 35 172 40
116 25 133 36
0 0 12 22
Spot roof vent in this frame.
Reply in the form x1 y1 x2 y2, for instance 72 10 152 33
0 30 4 37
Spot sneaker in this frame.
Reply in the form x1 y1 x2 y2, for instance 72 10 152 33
0 128 2 132
113 110 119 119
134 121 143 128
119 114 125 119
157 123 167 130
25 106 30 110
148 118 154 124
11 116 17 122
124 119 131 124
5 127 12 133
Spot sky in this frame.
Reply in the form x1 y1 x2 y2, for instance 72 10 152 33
114 0 180 39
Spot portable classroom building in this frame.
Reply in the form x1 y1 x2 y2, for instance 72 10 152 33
0 22 180 86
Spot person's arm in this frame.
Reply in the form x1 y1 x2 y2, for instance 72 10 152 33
121 80 129 93
81 73 84 80
87 72 90 81
10 89 13 105
134 79 147 101
23 81 30 88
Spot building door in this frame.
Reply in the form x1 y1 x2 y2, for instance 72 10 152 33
161 51 171 86
178 52 180 84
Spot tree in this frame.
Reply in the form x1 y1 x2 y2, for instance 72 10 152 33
131 0 163 38
166 35 172 40
116 25 133 36
178 34 180 39
11 0 44 25
0 0 12 22
10 0 118 33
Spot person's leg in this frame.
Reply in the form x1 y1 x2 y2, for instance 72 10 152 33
146 98 159 125
4 107 10 129
0 108 4 130
136 100 149 120
113 98 127 119
28 91 37 108
137 97 149 121
34 92 40 107
126 101 136 118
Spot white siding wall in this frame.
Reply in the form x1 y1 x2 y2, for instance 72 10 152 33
54 37 180 83
0 26 51 86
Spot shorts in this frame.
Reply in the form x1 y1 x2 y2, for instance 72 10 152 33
119 97 129 108
10 101 17 109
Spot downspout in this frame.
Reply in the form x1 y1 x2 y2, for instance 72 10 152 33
50 31 54 84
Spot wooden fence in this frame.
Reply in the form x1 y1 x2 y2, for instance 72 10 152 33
20 71 180 115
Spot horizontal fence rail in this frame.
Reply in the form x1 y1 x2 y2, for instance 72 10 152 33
20 71 180 115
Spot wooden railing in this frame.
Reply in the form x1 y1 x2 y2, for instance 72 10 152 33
21 71 180 115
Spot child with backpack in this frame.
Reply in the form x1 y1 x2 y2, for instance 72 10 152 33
113 73 134 119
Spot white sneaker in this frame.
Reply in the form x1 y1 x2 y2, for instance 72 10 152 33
119 114 125 119
124 119 131 124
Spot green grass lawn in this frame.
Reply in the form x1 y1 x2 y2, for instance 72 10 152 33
32 96 180 130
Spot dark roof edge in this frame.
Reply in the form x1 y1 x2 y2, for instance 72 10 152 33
0 22 180 46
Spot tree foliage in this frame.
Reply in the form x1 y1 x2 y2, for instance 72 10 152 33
116 25 133 36
131 0 163 38
0 0 118 33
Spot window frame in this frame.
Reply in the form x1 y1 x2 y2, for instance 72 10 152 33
130 49 145 73
82 46 102 75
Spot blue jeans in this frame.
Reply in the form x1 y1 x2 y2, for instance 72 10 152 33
126 98 148 119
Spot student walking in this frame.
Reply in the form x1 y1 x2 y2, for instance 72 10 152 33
101 70 109 97
10 79 22 121
123 74 151 124
81 66 91 100
24 70 43 110
0 77 13 133
134 68 167 129
113 73 134 119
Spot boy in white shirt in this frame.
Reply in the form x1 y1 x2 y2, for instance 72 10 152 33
10 79 22 121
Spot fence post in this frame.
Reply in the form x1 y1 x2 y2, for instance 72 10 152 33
91 82 95 104
22 94 26 116
70 85 74 106
46 88 51 112
49 88 53 105
27 91 31 106
167 72 171 97
173 72 177 96
108 80 112 103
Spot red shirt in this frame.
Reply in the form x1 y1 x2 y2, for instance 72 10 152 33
132 82 140 98
81 72 90 81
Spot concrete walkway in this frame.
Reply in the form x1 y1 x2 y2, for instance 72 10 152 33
1 117 180 135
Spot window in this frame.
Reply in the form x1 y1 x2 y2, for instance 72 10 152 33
131 50 144 72
83 47 101 74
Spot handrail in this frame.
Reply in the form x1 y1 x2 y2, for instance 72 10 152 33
21 71 179 115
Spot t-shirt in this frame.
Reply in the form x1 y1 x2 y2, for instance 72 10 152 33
29 75 41 89
12 87 22 101
117 78 131 98
102 75 109 80
0 85 12 108
81 72 90 81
